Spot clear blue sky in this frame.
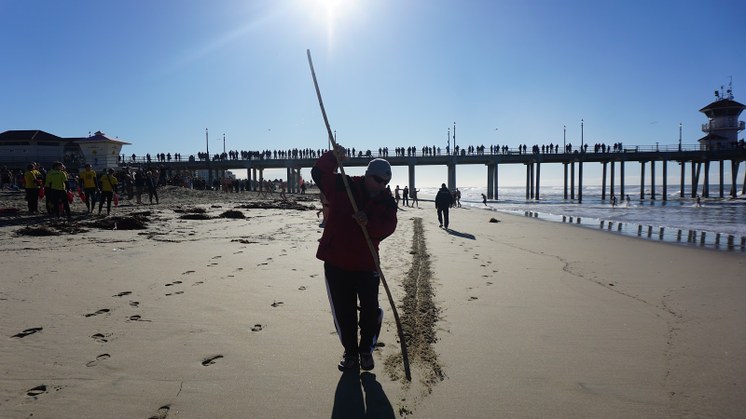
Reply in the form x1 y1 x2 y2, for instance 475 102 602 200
2 0 745 186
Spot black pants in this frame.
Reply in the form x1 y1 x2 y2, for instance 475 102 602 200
49 189 70 218
437 207 449 228
84 188 96 212
25 188 38 213
324 263 383 356
99 191 113 214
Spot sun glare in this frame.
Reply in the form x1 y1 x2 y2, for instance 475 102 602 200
300 0 358 45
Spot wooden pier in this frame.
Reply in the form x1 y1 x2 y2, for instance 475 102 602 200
123 144 746 201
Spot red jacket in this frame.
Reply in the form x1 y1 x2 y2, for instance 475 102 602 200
312 151 397 271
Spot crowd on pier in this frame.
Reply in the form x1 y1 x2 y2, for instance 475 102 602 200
120 139 746 165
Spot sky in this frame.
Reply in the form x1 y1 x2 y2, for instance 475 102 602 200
2 0 745 187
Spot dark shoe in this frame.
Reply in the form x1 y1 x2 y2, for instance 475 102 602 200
360 352 374 371
338 353 359 371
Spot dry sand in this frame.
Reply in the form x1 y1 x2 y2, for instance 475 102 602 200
0 187 744 418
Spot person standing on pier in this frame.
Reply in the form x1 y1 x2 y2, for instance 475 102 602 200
435 183 454 229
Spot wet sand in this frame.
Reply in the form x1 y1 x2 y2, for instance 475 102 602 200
0 187 744 417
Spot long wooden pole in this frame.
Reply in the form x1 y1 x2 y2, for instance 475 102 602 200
307 49 411 381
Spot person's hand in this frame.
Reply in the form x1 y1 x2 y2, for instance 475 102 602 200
351 210 368 227
332 144 348 161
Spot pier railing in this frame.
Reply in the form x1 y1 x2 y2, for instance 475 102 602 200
119 143 732 165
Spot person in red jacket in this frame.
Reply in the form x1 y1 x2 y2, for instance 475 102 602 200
311 144 397 372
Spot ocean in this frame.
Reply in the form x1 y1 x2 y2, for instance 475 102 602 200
414 185 746 253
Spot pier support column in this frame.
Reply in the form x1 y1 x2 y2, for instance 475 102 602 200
731 160 740 198
286 167 292 192
526 164 531 200
563 163 568 199
719 160 724 198
703 161 710 198
578 161 583 203
570 162 575 200
651 160 656 200
494 163 499 200
692 162 700 198
601 162 607 200
680 161 686 197
408 164 416 196
486 164 494 200
535 162 541 200
447 163 456 191
640 162 646 200
252 168 258 191
662 160 668 201
620 161 625 198
610 161 615 199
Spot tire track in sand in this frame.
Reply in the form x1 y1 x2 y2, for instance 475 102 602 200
385 217 445 415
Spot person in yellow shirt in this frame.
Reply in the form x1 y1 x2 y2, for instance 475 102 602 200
98 168 119 215
23 163 41 213
79 164 99 213
44 161 70 218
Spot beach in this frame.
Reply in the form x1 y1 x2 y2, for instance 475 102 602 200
1 187 744 418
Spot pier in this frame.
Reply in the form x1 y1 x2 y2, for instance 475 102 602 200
122 144 746 201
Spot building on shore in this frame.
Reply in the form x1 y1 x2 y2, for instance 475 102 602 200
0 130 130 171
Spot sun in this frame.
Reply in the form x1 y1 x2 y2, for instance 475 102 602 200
299 0 359 43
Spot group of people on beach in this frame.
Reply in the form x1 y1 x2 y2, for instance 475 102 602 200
17 161 164 218
392 185 419 208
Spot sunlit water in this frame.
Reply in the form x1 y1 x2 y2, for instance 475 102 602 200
414 185 746 253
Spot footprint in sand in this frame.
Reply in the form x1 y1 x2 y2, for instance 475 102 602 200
468 296 478 301
127 315 151 322
165 281 182 287
182 270 196 275
113 291 132 297
251 324 263 332
193 281 204 286
26 385 47 399
211 256 222 260
129 301 140 307
149 405 170 419
86 353 111 367
91 332 111 343
236 267 244 271
298 286 307 291
12 327 43 338
201 355 223 366
85 309 111 318
486 281 493 286
271 301 284 308
165 291 184 296
207 262 219 267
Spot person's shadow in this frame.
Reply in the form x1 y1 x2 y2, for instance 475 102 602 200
331 370 395 419
445 228 476 240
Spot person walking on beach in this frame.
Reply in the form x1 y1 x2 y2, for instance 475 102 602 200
45 161 70 219
312 144 397 372
410 187 419 208
98 169 118 215
402 186 409 207
79 164 98 213
23 163 41 214
146 170 159 204
394 185 401 207
435 183 454 228
481 193 487 206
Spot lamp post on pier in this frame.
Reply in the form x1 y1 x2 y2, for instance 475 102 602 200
678 123 682 151
581 119 584 152
563 125 566 151
222 133 226 154
205 128 209 159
